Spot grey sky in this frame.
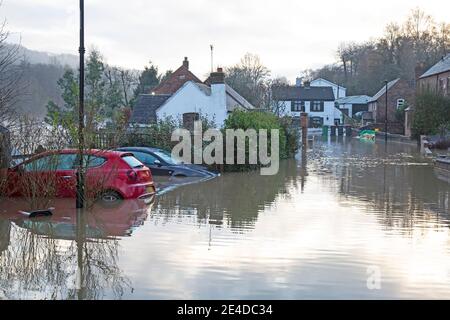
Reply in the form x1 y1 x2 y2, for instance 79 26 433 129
2 0 449 81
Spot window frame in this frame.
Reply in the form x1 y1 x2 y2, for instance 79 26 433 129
396 99 405 110
290 100 305 112
310 101 324 112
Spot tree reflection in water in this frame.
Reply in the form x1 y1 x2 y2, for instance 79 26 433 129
0 199 150 299
153 159 302 230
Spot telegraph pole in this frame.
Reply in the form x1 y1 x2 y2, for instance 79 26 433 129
76 0 85 209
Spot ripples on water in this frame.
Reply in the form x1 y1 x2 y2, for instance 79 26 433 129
0 138 449 299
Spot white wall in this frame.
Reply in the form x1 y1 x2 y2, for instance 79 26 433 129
276 100 343 126
156 82 228 128
311 79 347 99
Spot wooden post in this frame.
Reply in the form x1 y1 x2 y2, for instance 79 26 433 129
300 112 308 148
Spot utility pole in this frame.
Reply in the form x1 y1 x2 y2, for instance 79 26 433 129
384 80 388 143
76 0 85 209
210 44 214 73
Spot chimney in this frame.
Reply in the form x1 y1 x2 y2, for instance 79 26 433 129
210 67 226 120
295 77 303 87
183 57 189 69
209 67 225 84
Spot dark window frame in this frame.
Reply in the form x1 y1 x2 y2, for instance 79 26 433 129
290 100 305 112
310 101 324 112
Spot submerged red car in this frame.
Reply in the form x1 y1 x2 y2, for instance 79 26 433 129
2 149 156 204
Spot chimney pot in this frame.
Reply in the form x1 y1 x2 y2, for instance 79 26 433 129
183 57 189 69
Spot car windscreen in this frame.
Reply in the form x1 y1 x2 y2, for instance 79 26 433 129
122 155 145 168
154 150 179 165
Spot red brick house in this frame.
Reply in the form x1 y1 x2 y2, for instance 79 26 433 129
151 57 203 95
417 54 450 96
367 78 416 134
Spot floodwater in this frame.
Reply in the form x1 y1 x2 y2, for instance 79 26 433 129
0 138 449 299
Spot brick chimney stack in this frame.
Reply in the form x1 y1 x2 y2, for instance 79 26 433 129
183 57 189 70
209 67 225 84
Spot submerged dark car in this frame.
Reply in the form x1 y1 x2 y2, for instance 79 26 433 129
116 147 218 178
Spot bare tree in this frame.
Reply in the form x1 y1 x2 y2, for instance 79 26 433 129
225 53 271 108
0 18 23 125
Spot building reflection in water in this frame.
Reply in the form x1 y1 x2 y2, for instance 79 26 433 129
153 159 301 230
310 139 450 232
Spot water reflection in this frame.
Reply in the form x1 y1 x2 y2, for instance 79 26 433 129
0 199 152 299
1 139 450 299
153 160 300 229
309 140 450 230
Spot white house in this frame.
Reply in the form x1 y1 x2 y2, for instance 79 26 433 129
130 64 255 128
310 78 347 100
272 84 344 127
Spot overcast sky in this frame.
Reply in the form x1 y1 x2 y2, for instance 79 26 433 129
2 0 449 81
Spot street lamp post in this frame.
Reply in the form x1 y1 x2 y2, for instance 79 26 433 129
76 0 85 209
384 80 388 143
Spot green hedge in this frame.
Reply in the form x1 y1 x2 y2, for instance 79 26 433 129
222 110 298 172
413 91 450 138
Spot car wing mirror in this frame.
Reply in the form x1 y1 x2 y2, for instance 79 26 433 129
154 160 162 167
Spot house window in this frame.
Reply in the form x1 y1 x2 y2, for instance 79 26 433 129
439 78 446 93
291 101 305 112
310 117 324 128
310 101 324 112
396 99 405 109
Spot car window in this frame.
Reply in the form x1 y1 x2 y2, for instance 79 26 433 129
83 155 107 168
154 150 179 165
23 155 56 172
130 151 158 165
23 154 76 171
122 155 145 168
58 154 77 170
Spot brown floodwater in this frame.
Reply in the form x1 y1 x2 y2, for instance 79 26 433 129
0 138 449 299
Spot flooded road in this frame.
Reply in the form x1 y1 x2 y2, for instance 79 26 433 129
0 138 449 299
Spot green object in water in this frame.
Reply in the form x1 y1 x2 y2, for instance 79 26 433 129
359 130 376 142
